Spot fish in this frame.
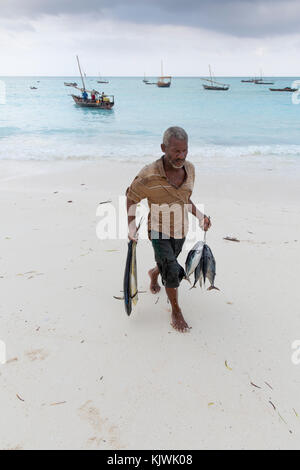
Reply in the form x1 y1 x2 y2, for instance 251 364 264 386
185 241 204 282
202 244 220 291
123 219 143 316
190 256 204 289
123 240 138 315
130 241 138 306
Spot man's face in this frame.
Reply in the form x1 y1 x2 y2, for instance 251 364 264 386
162 137 188 169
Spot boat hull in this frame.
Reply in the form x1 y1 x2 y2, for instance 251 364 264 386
269 88 297 92
203 85 230 91
72 95 114 109
157 82 171 88
254 81 274 85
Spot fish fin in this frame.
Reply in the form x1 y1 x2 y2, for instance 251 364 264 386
189 285 196 291
185 276 192 285
207 286 220 291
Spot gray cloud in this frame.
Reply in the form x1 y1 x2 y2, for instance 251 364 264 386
1 0 300 37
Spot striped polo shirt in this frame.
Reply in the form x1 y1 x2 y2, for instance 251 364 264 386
126 156 195 239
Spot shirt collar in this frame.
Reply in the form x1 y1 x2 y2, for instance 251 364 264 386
157 155 189 179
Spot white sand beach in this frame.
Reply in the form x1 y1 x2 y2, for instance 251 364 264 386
1 159 300 450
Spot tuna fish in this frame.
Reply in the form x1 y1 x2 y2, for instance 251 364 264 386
201 244 220 291
190 255 204 289
185 241 204 283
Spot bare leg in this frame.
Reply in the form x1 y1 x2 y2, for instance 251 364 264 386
166 287 190 333
148 266 161 294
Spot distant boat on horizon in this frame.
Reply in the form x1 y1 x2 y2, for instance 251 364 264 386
97 72 109 84
157 61 171 88
201 65 230 91
254 70 274 85
241 77 256 83
269 86 298 92
64 81 78 87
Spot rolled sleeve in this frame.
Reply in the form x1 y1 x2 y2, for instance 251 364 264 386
126 176 148 203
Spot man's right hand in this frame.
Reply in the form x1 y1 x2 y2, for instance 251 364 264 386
128 225 139 243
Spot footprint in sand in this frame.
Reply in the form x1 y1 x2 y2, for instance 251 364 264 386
25 349 49 362
78 401 121 449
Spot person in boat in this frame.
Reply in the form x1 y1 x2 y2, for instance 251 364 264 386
126 127 211 333
91 90 96 101
82 89 88 101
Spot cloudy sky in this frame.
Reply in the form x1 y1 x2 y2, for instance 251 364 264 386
1 0 300 76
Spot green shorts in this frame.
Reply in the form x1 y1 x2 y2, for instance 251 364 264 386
151 232 186 288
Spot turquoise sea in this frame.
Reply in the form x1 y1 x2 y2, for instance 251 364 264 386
1 76 300 169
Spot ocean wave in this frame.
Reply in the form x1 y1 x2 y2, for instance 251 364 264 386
1 133 300 163
1 147 300 162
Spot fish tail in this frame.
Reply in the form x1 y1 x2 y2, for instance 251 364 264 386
207 286 220 291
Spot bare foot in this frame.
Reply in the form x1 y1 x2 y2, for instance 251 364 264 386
171 310 191 333
148 268 161 295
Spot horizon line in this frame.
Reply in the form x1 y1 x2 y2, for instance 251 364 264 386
0 75 299 78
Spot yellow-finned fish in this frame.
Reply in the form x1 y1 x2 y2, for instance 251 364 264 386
123 219 142 316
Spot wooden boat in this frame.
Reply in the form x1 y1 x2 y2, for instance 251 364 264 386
157 61 171 87
30 87 38 90
269 87 298 92
70 56 115 109
64 82 78 87
97 72 109 84
241 78 256 83
72 94 114 109
254 70 274 85
255 79 274 85
157 78 171 88
201 66 230 91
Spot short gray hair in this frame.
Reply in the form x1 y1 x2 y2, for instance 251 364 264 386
163 126 188 147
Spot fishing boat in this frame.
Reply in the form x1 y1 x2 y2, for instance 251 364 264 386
269 87 298 92
71 94 114 109
157 61 171 88
64 82 78 87
97 72 109 84
70 56 114 109
241 78 256 83
254 70 274 85
255 79 274 85
201 66 230 91
30 86 38 90
142 73 149 83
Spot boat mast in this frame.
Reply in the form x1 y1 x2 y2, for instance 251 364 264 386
209 65 213 85
76 55 86 90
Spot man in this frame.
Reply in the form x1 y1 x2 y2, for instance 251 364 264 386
126 127 211 333
82 89 88 101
